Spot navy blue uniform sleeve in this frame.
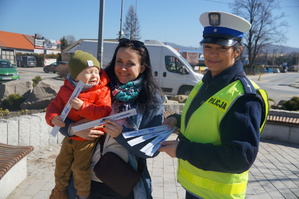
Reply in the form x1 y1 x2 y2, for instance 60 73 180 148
176 95 262 173
59 117 75 137
115 112 164 158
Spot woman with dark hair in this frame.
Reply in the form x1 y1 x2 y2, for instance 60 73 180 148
60 38 165 199
105 38 163 118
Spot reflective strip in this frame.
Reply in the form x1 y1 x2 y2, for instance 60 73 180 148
179 166 247 195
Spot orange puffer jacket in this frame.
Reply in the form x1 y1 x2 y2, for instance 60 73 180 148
45 69 112 140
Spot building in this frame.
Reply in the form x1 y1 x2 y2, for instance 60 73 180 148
0 31 61 65
0 31 35 64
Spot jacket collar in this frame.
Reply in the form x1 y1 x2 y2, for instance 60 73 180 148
202 60 244 89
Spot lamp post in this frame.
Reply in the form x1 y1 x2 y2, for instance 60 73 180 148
272 49 277 66
118 0 124 40
97 0 105 65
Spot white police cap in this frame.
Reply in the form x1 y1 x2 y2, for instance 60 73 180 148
199 11 251 46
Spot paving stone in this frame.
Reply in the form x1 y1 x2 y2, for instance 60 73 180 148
5 140 299 199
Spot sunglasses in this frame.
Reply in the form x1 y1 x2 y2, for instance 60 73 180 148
119 38 144 48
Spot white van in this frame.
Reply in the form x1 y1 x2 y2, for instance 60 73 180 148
67 40 203 96
16 56 37 67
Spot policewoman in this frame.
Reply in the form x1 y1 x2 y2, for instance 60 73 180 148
159 11 269 199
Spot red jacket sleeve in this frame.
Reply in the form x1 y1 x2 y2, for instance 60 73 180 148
45 86 69 126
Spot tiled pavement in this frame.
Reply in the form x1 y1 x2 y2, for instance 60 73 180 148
6 135 299 199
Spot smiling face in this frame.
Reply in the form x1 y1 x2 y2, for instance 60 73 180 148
114 47 145 84
203 43 241 76
75 66 100 84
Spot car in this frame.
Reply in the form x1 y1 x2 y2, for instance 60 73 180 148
16 56 37 67
281 67 288 73
43 61 68 73
273 68 280 73
0 59 20 83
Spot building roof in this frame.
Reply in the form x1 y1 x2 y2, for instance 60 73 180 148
0 31 34 50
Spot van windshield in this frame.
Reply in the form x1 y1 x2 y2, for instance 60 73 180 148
165 56 190 74
179 55 194 70
28 57 35 61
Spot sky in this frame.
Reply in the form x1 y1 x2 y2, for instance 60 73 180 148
1 0 299 49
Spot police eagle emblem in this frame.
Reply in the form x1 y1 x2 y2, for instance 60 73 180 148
208 13 220 26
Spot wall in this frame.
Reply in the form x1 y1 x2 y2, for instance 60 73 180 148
0 106 298 149
0 113 64 150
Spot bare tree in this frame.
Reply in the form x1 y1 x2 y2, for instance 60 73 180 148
232 0 288 71
65 35 76 45
123 5 141 40
60 35 76 50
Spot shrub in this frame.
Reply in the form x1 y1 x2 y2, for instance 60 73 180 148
282 96 299 111
21 109 29 115
56 63 69 79
0 108 10 116
1 94 25 111
32 76 42 87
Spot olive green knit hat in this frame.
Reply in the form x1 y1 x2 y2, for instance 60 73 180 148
69 50 100 79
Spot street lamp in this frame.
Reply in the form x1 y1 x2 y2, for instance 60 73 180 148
97 0 105 65
118 0 124 40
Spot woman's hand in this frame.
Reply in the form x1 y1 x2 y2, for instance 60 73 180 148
104 119 123 138
163 116 177 128
158 140 179 158
163 116 180 134
70 119 105 140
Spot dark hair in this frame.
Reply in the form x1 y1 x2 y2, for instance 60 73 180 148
232 41 242 60
105 39 164 114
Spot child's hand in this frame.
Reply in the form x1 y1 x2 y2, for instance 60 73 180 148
51 116 65 127
70 97 84 110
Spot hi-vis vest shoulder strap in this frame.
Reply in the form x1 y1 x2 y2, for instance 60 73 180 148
178 77 269 199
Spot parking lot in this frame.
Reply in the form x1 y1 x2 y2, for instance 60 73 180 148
17 66 64 87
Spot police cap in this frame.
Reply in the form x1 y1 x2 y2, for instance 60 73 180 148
199 11 251 46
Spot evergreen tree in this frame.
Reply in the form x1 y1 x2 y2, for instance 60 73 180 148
60 35 76 51
123 5 141 40
60 37 68 51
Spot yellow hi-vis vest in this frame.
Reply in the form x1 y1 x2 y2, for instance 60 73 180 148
177 78 269 199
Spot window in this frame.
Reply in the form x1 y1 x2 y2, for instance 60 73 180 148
1 50 14 64
165 56 187 74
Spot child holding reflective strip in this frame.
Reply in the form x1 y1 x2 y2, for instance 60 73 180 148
45 50 111 199
59 39 165 199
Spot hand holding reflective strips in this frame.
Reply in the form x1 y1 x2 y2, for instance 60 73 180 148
71 109 137 133
122 125 176 157
51 81 85 137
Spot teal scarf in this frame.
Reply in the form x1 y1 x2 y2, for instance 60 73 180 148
111 75 143 129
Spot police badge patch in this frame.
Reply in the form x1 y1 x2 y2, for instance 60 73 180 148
208 12 220 26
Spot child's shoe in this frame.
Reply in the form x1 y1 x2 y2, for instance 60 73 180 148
76 196 89 199
75 196 89 199
49 187 68 199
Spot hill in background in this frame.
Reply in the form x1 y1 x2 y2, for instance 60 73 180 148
163 42 201 52
163 42 299 54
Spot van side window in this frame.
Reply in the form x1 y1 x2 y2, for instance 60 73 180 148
165 56 187 74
